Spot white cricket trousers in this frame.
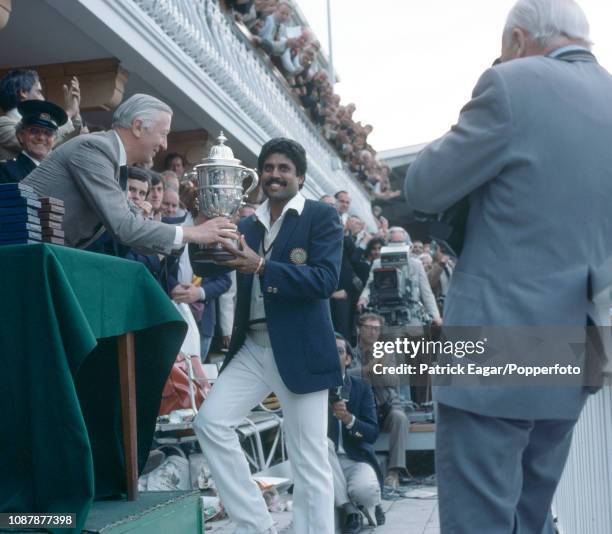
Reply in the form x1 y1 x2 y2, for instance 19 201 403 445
194 334 334 534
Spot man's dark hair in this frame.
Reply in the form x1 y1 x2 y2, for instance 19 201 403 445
365 237 385 258
149 170 164 188
334 332 353 360
0 69 40 112
163 152 185 170
258 137 307 178
358 312 385 327
334 190 349 199
127 166 151 190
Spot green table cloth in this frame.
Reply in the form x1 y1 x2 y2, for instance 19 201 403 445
0 244 187 534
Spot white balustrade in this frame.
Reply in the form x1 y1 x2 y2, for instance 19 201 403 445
133 0 361 199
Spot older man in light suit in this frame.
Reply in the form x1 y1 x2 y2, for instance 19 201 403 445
23 94 236 254
404 1 612 532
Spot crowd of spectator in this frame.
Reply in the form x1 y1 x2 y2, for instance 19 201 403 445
225 0 401 200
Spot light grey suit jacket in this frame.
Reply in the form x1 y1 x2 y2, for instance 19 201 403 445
23 131 176 254
404 53 612 420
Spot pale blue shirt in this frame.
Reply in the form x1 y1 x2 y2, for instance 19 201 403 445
548 44 591 58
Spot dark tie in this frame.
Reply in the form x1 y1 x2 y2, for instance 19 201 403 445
119 165 128 191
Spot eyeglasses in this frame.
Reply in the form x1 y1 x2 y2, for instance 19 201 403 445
337 348 346 356
25 126 55 138
360 324 381 331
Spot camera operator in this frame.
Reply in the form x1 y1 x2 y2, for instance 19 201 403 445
357 227 440 327
356 227 440 406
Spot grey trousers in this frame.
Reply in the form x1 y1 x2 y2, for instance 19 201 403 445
328 439 381 509
382 408 410 471
436 403 577 534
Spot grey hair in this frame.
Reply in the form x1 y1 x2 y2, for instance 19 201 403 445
503 0 592 49
112 93 172 130
161 170 178 181
387 226 410 243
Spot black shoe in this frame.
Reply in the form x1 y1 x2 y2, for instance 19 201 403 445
342 512 363 534
375 504 386 526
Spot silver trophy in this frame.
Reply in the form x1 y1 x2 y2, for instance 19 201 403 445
192 131 259 263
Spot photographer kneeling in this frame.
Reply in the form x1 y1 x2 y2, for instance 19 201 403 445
328 334 385 533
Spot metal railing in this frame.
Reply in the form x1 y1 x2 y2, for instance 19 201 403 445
553 384 612 534
133 0 357 200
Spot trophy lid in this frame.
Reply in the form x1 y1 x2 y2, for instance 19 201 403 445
201 131 241 166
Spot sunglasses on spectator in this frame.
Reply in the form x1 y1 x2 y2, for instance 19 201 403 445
26 126 55 138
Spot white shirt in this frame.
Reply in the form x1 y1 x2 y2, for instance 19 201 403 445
112 130 183 248
248 192 306 324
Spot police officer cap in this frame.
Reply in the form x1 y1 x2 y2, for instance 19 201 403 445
17 100 68 131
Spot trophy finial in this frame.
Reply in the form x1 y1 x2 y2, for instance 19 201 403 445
207 130 237 161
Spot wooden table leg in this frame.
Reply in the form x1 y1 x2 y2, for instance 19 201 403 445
118 332 138 501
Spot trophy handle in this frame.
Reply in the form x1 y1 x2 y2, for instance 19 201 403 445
241 168 259 200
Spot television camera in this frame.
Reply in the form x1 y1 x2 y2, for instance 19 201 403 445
367 244 430 327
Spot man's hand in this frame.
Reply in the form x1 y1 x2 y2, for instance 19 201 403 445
217 234 263 274
331 289 348 300
63 76 81 119
332 401 353 425
171 284 202 304
222 335 231 349
134 199 153 218
360 232 373 247
432 317 443 327
356 297 367 311
182 217 238 245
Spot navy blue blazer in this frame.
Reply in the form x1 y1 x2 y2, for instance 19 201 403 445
328 375 384 488
196 199 344 394
0 153 36 183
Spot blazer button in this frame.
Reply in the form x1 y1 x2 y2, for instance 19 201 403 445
267 287 273 293
273 287 278 294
